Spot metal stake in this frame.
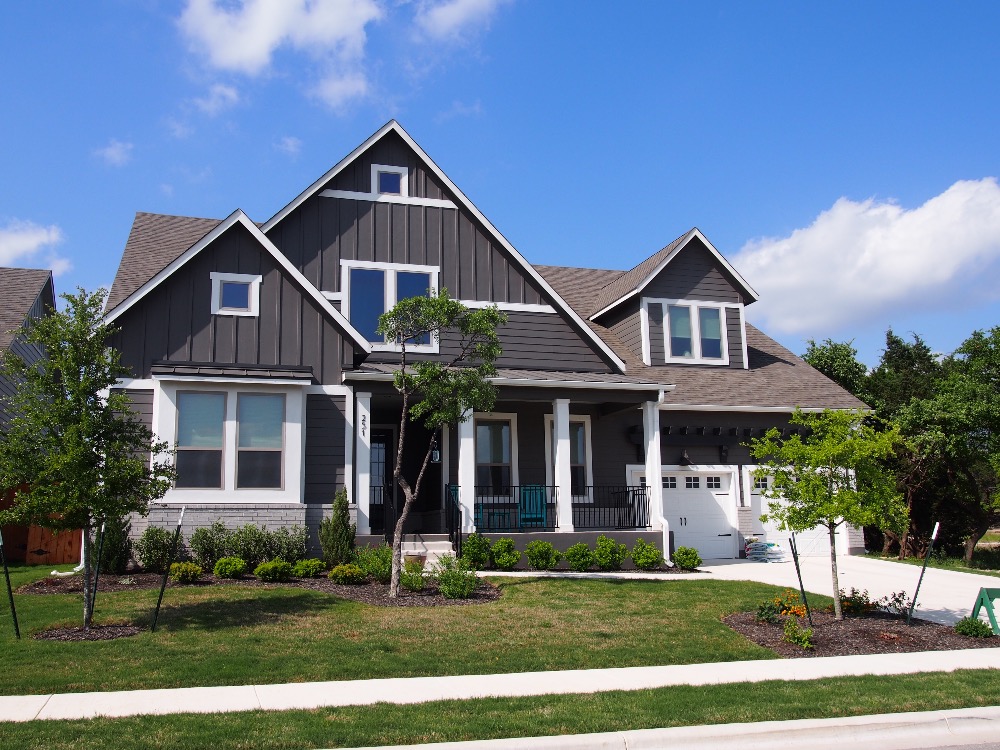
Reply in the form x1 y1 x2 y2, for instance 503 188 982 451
89 519 106 620
789 533 813 626
0 529 20 639
151 507 185 633
908 521 939 626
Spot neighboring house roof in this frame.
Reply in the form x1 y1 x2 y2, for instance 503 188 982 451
537 264 866 411
0 267 53 351
588 228 760 320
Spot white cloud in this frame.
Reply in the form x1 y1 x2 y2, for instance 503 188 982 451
414 0 508 42
94 139 134 167
193 83 240 115
274 135 303 156
735 178 1000 336
0 219 70 273
178 0 382 108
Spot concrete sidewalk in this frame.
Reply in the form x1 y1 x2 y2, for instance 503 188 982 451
2 648 999 723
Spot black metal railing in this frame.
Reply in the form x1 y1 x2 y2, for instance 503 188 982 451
474 485 558 531
572 485 650 530
445 484 463 556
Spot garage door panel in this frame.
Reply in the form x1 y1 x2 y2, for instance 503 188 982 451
663 472 735 559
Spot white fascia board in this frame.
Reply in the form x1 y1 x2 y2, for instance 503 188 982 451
657 404 862 413
460 299 555 314
319 189 457 210
104 209 372 354
343 369 673 392
152 373 310 387
262 120 628 374
589 228 761 321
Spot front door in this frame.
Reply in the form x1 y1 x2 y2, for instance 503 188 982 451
370 429 394 534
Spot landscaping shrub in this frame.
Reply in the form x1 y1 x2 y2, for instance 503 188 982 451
877 590 914 618
594 535 628 571
134 526 179 573
292 558 326 578
955 616 995 638
229 525 272 569
525 540 561 570
755 599 781 624
433 555 477 599
190 522 232 570
459 533 492 570
490 537 521 571
169 562 202 584
96 516 132 574
328 563 367 585
254 559 294 582
630 538 663 570
839 588 877 616
564 542 595 572
213 556 246 579
355 543 393 584
672 546 702 570
782 615 814 649
270 526 309 564
401 560 426 592
319 488 355 567
774 588 807 617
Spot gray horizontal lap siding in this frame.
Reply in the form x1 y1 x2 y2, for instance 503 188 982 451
304 394 347 504
109 222 344 383
603 302 645 363
647 303 665 363
642 240 744 304
726 312 744 369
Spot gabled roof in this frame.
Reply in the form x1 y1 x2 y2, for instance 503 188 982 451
104 210 373 354
589 228 760 320
0 267 53 351
262 120 629 374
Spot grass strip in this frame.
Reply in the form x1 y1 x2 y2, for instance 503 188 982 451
3 670 1000 749
867 549 1000 579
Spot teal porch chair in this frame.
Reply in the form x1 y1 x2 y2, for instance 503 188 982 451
519 484 548 529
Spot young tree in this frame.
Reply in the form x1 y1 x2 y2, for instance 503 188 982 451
749 409 906 619
0 289 174 629
377 290 505 597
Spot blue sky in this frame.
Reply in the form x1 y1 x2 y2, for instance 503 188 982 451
2 1 999 367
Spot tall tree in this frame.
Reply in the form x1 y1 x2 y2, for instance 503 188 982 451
749 409 906 619
867 329 943 420
802 338 868 400
0 289 174 628
377 290 505 597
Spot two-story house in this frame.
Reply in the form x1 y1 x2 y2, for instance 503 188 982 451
105 121 866 561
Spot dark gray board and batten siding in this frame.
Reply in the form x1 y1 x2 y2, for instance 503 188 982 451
108 222 348 384
0 283 52 430
304 394 347 504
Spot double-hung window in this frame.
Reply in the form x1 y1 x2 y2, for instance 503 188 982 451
662 301 729 364
175 392 226 488
476 418 514 494
343 261 438 351
236 394 285 489
544 415 593 498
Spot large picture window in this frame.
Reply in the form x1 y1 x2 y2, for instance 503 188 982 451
175 392 226 488
237 394 285 489
343 261 438 350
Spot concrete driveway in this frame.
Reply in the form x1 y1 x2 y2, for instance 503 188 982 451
699 555 998 625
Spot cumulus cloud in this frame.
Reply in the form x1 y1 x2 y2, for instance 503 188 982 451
414 0 508 42
178 0 382 108
0 219 70 273
94 139 134 166
735 178 1000 336
275 135 302 156
193 83 240 115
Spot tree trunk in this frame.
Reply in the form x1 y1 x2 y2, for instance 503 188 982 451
82 526 93 630
964 522 991 565
881 529 899 556
389 491 414 598
828 524 843 620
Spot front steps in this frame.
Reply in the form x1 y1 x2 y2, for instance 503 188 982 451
399 533 453 566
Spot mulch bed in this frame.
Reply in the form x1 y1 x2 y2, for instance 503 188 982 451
32 624 143 642
724 610 1000 658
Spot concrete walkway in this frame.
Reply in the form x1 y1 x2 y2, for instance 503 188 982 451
2 648 999 723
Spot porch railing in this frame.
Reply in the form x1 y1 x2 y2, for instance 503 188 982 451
474 485 558 531
445 484 462 556
572 486 650 530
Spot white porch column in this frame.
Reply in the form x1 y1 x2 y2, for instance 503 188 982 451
457 411 477 533
642 400 667 559
553 398 575 531
355 392 372 535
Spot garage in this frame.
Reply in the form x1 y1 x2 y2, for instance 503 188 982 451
750 475 847 557
661 471 737 559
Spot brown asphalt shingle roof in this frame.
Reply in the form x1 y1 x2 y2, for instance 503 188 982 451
0 267 53 351
588 230 691 317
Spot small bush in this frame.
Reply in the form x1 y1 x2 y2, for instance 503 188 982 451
254 559 293 582
270 526 309 564
401 560 426 592
672 546 702 570
876 590 914 618
782 615 814 649
594 535 628 571
564 542 595 572
319 489 355 567
97 516 132 575
213 556 246 579
328 563 367 585
490 537 521 571
134 526 178 573
355 543 393 584
169 562 202 584
460 533 492 570
525 540 561 570
434 555 477 599
229 525 272 569
839 587 877 616
955 616 995 638
190 522 232 570
293 558 326 578
775 588 807 618
755 600 781 624
630 539 663 570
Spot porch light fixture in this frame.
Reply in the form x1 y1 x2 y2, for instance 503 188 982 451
431 448 441 464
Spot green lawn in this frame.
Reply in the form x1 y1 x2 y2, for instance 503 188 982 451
3 670 1000 749
868 547 1000 578
0 563 791 696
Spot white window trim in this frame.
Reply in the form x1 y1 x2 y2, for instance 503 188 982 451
210 272 262 317
341 260 440 353
473 412 519 491
154 380 306 504
371 163 409 197
644 297 736 366
543 414 594 501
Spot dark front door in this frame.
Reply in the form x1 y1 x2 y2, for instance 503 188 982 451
370 429 394 534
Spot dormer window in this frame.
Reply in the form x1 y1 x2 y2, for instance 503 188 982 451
210 272 262 317
371 164 408 197
666 303 727 363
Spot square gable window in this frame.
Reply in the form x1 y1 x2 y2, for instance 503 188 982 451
371 164 408 197
378 171 402 195
210 272 262 317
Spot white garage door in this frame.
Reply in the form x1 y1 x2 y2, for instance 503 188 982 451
662 472 736 559
753 477 844 557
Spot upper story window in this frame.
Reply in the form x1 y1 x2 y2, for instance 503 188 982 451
644 298 731 366
210 272 262 317
342 260 439 352
371 164 408 197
